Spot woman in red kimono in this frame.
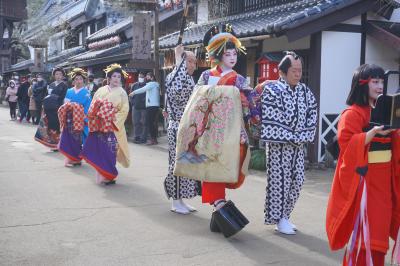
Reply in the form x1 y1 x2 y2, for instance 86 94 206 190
326 64 400 266
195 24 261 237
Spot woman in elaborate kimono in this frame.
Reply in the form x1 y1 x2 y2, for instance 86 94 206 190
81 64 130 185
326 64 400 266
58 68 91 167
34 67 68 151
176 24 260 237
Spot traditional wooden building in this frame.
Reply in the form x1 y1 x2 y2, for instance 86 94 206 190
56 0 193 87
0 0 27 73
159 0 400 163
3 0 121 76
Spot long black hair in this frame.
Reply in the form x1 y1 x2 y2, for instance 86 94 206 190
346 64 384 106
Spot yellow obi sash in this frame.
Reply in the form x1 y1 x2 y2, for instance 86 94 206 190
368 136 392 164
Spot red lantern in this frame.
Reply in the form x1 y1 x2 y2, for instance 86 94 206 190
256 53 280 83
125 72 137 90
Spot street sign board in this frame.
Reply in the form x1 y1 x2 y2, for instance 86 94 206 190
132 12 152 61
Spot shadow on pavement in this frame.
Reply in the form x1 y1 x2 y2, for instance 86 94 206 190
228 230 342 265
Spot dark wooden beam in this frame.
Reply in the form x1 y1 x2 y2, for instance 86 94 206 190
285 0 377 42
254 40 263 87
307 32 322 164
366 21 400 52
325 23 362 33
360 13 367 65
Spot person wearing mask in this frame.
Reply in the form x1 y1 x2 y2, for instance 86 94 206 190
87 74 99 98
17 75 31 123
32 73 47 124
28 78 38 124
5 80 18 121
129 72 160 145
130 72 147 144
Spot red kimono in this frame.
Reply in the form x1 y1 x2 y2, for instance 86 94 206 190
326 104 400 264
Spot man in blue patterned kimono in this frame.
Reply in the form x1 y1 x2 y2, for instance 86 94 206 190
261 52 318 235
164 45 201 214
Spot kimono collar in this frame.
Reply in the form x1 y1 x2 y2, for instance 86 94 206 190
73 86 84 93
211 65 234 77
108 85 122 91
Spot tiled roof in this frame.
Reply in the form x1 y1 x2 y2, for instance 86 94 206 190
24 0 90 40
48 46 86 63
389 0 400 7
159 0 362 48
87 17 133 43
5 59 34 73
69 42 132 62
86 7 184 43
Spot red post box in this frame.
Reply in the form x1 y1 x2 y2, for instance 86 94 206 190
256 53 280 83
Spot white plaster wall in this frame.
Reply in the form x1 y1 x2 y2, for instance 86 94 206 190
391 8 400 23
365 36 400 94
320 31 361 114
319 31 361 161
343 16 361 25
262 36 310 52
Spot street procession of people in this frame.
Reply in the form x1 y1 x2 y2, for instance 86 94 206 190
4 22 400 266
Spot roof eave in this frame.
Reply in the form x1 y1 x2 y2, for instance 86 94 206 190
282 0 377 42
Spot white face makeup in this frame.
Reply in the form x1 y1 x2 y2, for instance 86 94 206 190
221 49 237 70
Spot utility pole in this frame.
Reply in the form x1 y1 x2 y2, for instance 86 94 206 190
153 3 160 82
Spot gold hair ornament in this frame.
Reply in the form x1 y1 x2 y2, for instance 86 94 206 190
103 63 128 79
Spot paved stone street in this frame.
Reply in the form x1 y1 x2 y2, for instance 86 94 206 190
0 107 354 266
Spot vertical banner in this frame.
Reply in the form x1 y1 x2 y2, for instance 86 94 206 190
34 48 44 70
132 12 152 61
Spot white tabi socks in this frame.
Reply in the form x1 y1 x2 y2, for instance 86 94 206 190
171 199 197 215
275 218 297 235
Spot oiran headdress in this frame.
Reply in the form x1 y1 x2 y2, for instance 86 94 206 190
203 24 246 65
68 68 88 80
103 63 128 79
